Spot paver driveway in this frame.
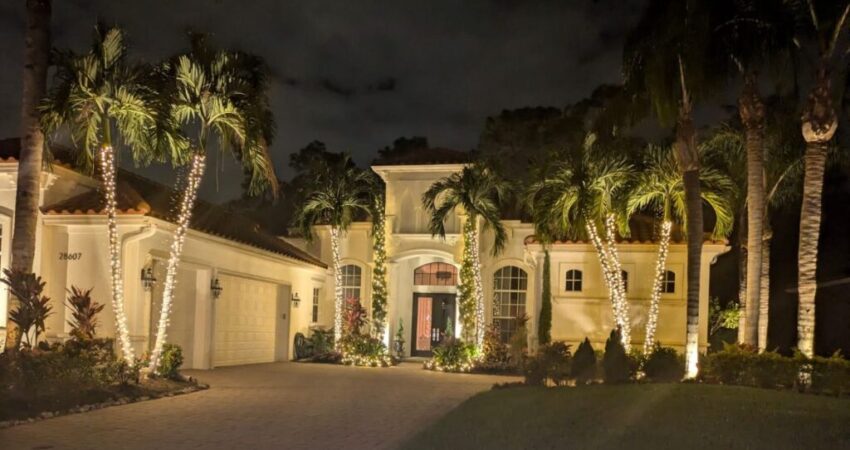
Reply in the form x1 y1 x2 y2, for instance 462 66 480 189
0 362 518 450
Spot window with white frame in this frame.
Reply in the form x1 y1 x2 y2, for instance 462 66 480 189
492 266 527 343
565 269 583 292
312 287 320 323
663 271 676 293
340 265 362 302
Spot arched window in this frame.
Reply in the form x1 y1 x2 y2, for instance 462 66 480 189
340 265 362 301
492 266 527 343
565 269 583 292
621 270 629 292
663 270 676 294
414 262 457 286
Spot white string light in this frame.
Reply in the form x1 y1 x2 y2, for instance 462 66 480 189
99 146 136 363
148 153 205 373
370 203 388 340
585 218 631 350
643 220 672 354
331 226 344 347
465 218 486 348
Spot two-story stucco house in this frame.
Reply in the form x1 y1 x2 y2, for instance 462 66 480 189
304 148 729 356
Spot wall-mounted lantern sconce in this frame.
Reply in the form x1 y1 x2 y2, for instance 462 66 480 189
141 267 157 291
210 277 223 299
292 292 300 308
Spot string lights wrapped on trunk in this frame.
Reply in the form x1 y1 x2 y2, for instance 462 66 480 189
643 220 672 354
99 146 136 363
148 153 206 373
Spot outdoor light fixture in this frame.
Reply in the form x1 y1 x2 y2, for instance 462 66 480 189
210 277 223 299
141 266 157 291
292 292 300 308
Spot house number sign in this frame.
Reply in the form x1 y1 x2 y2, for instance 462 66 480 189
59 252 82 261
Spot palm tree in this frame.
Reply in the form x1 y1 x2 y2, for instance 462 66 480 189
624 0 721 376
147 35 278 372
40 26 161 362
422 162 509 348
526 134 633 348
627 145 734 354
707 0 799 348
703 121 804 352
295 155 373 345
369 185 389 339
6 0 51 353
790 1 850 359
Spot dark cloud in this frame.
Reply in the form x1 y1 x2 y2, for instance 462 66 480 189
0 0 646 202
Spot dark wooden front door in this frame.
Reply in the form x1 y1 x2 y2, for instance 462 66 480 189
411 293 456 357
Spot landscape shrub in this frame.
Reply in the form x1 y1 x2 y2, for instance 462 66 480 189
809 353 850 396
474 325 517 374
426 337 477 372
65 286 103 341
747 351 799 389
572 338 596 384
602 329 633 384
699 343 752 385
338 333 392 367
539 341 572 386
522 354 547 386
158 343 184 380
643 346 684 382
2 268 52 347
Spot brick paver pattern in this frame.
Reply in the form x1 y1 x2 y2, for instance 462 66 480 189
0 362 518 449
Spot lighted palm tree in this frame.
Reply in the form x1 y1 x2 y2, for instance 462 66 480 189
40 26 164 362
624 0 719 375
526 134 633 348
787 1 850 359
703 121 804 351
6 0 51 353
422 162 509 348
147 34 278 372
708 0 798 346
627 145 734 354
294 155 373 345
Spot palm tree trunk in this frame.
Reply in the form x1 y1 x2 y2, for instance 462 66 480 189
736 207 747 344
797 69 836 359
586 220 629 348
643 220 672 354
99 143 135 362
603 214 630 349
740 75 765 347
149 153 205 372
6 0 51 353
469 219 485 348
757 234 771 352
330 225 343 346
797 141 828 358
683 169 703 377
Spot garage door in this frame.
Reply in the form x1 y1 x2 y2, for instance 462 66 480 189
213 275 279 366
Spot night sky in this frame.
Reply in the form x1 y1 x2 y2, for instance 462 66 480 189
0 0 645 201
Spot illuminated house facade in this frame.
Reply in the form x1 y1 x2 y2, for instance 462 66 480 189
305 150 729 356
0 139 328 369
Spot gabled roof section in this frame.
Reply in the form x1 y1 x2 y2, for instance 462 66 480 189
372 147 471 166
0 135 326 268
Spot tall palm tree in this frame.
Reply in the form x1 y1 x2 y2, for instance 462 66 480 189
147 35 278 372
790 1 850 359
708 0 799 347
6 0 51 353
423 162 509 348
40 26 161 362
627 145 734 354
526 134 633 348
703 121 804 351
624 0 721 376
295 154 373 345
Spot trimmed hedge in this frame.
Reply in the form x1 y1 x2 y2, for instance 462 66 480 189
700 344 850 395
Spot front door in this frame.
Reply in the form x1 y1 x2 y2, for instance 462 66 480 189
411 293 456 357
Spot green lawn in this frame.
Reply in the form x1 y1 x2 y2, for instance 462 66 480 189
401 383 850 450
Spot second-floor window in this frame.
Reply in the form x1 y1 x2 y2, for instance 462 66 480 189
565 269 583 292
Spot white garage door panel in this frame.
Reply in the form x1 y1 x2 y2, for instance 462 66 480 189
214 275 278 366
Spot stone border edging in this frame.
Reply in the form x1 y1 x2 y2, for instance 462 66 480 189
0 383 209 429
